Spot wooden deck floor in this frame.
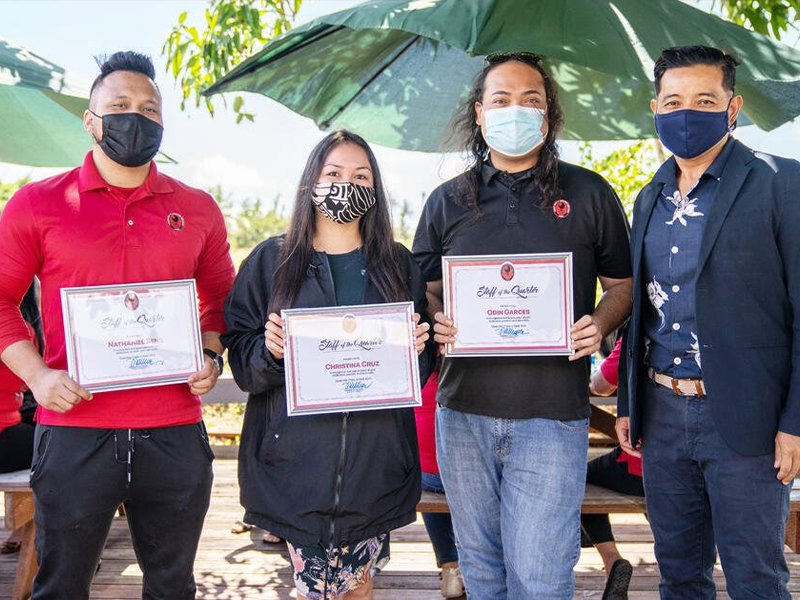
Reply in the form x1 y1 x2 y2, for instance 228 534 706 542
3 450 800 599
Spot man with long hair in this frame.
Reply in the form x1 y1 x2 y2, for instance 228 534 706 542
413 53 633 599
0 51 235 599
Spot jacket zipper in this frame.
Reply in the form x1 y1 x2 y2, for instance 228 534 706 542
318 253 349 548
329 411 349 546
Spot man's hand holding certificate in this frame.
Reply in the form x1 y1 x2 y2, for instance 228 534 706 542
61 280 204 392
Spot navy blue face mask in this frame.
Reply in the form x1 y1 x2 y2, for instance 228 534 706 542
654 104 734 159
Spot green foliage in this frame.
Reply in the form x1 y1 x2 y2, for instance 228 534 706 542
578 140 659 218
390 194 420 248
0 177 31 213
210 184 290 249
162 0 302 121
714 0 800 40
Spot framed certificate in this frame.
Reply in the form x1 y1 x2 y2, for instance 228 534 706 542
282 302 421 416
61 279 204 392
442 253 574 357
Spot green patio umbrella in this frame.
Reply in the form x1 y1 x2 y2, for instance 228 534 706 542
0 37 92 167
205 0 800 152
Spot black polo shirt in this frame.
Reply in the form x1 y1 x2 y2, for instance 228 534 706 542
412 159 632 420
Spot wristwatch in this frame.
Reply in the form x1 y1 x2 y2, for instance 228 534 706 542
203 348 225 375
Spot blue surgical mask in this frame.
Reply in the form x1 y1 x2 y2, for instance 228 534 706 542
483 105 547 157
654 107 733 159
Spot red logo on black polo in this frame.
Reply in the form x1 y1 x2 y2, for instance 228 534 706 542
553 199 571 219
500 262 515 281
167 213 184 230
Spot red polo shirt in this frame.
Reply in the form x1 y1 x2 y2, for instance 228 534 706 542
0 152 235 428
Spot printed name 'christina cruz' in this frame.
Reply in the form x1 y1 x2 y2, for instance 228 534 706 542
487 308 530 316
477 285 539 299
326 360 381 370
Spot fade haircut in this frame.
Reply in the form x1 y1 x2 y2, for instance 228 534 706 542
654 45 740 96
90 51 158 98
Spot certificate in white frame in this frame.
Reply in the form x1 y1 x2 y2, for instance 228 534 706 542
61 279 204 392
442 253 574 357
282 301 422 416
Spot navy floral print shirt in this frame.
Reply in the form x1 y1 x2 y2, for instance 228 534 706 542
641 139 735 378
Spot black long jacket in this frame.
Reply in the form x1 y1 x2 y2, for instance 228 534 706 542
221 236 434 546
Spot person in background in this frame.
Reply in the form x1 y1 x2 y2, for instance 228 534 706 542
584 338 644 600
16 281 43 427
0 282 41 554
415 364 465 599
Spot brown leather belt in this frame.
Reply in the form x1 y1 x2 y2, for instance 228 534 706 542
648 367 706 397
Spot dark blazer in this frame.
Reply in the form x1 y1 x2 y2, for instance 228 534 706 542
618 139 800 456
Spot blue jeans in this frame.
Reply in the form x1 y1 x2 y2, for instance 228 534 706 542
421 471 459 567
642 381 791 600
436 405 588 600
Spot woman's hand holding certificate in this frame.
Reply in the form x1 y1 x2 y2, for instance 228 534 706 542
280 302 423 416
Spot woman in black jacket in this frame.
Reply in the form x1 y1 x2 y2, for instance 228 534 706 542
222 130 433 600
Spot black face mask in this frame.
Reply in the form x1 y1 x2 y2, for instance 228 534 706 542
90 111 163 168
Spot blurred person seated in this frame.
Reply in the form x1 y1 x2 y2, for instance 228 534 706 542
415 366 465 599
0 282 42 553
583 338 644 600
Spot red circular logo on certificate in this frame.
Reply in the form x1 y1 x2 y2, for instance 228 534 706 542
123 291 139 311
553 199 570 218
167 213 185 230
500 262 515 281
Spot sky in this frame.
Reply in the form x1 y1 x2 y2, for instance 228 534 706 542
2 0 800 215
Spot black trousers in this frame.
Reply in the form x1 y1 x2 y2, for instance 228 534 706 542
0 421 34 473
580 446 645 546
30 422 214 600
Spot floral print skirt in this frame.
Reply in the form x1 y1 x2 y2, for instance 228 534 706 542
286 533 390 599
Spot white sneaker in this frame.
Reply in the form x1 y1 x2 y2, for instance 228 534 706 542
440 564 465 598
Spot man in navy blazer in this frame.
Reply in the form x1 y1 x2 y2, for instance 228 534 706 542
616 45 800 600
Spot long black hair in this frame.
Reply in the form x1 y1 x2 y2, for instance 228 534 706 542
271 130 408 311
448 52 564 210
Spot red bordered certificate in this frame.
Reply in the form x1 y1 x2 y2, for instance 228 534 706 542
282 302 421 416
442 253 574 357
61 279 204 392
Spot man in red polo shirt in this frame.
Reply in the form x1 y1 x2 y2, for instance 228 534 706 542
0 51 235 600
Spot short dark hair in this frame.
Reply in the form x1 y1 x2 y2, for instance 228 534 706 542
90 51 157 97
654 45 740 96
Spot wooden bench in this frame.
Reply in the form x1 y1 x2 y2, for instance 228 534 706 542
417 482 800 552
0 470 36 600
417 484 646 515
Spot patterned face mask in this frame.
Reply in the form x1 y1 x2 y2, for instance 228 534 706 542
311 182 376 224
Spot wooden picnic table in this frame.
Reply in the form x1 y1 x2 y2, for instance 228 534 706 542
0 470 35 600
